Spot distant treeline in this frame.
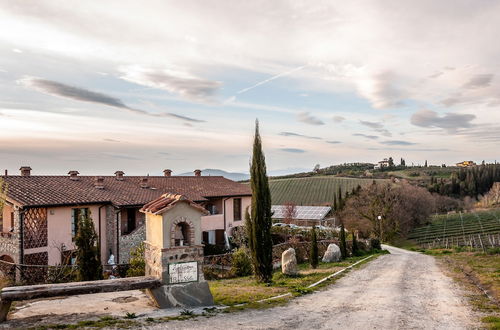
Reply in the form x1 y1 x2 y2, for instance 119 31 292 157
429 163 500 199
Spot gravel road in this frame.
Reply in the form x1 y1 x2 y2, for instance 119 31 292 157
147 245 478 329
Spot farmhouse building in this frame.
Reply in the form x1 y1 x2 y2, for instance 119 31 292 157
0 167 251 267
456 160 476 167
373 159 391 170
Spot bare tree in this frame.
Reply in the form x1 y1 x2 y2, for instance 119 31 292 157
283 202 297 224
478 182 500 208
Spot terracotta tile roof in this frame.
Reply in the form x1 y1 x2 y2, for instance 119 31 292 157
2 175 251 208
140 193 209 215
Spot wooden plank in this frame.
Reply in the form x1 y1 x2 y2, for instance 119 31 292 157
0 276 161 301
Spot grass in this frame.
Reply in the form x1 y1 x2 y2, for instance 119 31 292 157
268 176 387 205
208 253 382 307
429 248 500 329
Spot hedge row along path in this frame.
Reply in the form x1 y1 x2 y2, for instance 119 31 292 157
145 246 478 329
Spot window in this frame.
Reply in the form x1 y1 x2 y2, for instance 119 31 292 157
71 208 89 239
233 198 242 221
121 208 137 235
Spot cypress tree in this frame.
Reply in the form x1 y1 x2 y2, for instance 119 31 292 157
249 120 273 283
339 222 348 260
75 212 103 281
352 231 360 256
309 226 318 269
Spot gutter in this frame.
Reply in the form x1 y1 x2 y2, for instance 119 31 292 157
115 208 121 263
222 197 231 247
18 208 27 265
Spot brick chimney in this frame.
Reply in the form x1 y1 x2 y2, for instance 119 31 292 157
163 169 172 177
194 169 202 177
20 166 31 177
68 170 79 180
140 177 149 188
114 171 124 181
95 176 105 189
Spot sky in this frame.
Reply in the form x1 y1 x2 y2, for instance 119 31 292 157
0 0 499 176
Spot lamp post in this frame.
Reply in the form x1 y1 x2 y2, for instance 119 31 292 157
377 215 382 241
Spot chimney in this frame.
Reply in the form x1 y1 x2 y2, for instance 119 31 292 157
95 176 105 189
114 171 124 181
140 177 149 188
4 169 7 177
194 169 202 177
68 170 79 180
163 169 172 177
20 166 31 177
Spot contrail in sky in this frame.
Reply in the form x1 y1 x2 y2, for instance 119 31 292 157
236 65 307 94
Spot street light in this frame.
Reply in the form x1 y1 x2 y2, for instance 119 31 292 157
377 215 382 241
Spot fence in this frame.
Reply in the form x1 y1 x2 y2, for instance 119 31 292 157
0 260 130 286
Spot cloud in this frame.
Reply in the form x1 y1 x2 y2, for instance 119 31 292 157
326 140 341 144
463 74 494 89
359 120 383 129
357 71 404 109
333 115 345 123
353 133 378 140
120 67 221 103
428 71 443 79
367 147 450 152
380 140 416 146
18 77 205 123
297 111 324 125
359 120 392 137
103 138 120 143
279 148 306 153
279 132 321 140
410 109 475 132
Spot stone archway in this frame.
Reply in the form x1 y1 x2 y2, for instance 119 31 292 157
170 217 195 247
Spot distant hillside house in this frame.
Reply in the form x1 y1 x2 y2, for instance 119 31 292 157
456 160 476 167
271 205 332 226
373 158 390 170
0 167 251 267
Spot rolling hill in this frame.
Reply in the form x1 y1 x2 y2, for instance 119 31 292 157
268 176 387 206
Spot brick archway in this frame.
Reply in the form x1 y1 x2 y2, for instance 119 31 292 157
170 217 195 247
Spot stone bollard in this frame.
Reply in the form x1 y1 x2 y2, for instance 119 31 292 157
281 248 298 276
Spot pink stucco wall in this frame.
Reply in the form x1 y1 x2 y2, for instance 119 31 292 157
1 204 13 232
200 196 251 235
24 205 106 266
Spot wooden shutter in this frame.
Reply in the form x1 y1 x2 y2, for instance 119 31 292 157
215 229 225 245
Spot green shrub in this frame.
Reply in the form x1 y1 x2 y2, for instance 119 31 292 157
231 248 253 277
370 238 381 250
127 242 145 277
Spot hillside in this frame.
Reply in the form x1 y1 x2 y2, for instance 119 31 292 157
268 176 387 206
408 209 500 248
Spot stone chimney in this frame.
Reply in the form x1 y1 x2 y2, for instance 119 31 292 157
194 169 202 177
114 171 124 181
163 169 172 177
20 166 31 177
4 169 8 177
68 170 79 180
95 176 105 189
140 177 149 188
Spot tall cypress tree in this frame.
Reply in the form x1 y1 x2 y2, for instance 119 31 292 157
249 120 273 283
339 222 348 260
310 226 318 269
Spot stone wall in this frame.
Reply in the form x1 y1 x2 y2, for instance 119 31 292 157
0 207 21 264
105 205 118 262
119 224 145 263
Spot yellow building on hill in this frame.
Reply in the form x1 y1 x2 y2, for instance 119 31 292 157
456 160 476 167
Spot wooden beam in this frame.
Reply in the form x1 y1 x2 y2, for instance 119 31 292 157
0 276 161 301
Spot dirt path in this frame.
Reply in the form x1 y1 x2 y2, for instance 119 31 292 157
147 246 478 329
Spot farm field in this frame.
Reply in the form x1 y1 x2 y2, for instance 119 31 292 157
268 176 386 205
408 209 500 249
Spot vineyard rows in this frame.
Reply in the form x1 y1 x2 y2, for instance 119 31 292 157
408 209 500 249
268 176 386 205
